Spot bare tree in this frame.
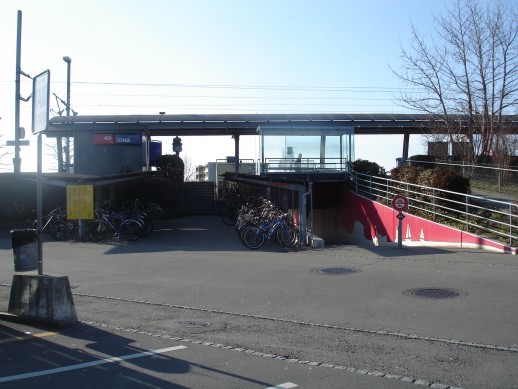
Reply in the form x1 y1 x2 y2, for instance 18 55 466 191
182 155 197 182
393 0 518 165
44 139 74 172
0 136 12 171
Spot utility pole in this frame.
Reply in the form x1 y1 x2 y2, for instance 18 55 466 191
13 10 31 174
7 11 32 173
14 11 23 173
63 56 71 171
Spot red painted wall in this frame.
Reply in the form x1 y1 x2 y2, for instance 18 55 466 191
339 191 516 254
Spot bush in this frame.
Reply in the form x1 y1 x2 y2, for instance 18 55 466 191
433 168 470 194
390 165 424 184
351 159 387 177
156 154 184 183
391 165 470 194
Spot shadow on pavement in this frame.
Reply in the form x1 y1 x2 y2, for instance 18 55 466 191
0 316 274 388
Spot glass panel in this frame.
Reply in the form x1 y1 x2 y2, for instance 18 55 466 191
258 125 354 173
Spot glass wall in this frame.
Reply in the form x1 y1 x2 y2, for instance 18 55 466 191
258 125 354 173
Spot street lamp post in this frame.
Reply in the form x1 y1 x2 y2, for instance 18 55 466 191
63 56 71 172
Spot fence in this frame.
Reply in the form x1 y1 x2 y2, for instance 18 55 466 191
350 170 518 247
407 160 518 193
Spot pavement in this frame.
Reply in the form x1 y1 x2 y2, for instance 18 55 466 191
0 215 517 388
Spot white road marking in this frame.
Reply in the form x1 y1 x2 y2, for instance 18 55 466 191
266 383 298 389
0 345 187 383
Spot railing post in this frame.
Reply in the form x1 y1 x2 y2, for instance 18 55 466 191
465 196 469 232
369 176 373 198
510 204 513 247
386 178 389 206
432 188 436 221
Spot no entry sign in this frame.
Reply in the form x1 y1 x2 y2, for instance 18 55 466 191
392 195 408 211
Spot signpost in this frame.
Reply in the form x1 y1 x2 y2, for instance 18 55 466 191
8 14 77 325
392 195 408 249
32 70 50 275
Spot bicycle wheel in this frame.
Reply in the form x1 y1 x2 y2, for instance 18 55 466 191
146 204 164 224
137 216 154 237
242 226 265 249
87 220 110 241
120 219 141 241
50 222 70 241
277 224 299 248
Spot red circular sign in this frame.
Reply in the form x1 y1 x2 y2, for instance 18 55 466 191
392 195 408 211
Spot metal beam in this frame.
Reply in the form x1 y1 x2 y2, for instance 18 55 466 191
47 113 518 138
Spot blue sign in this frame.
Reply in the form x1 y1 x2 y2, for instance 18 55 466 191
115 134 141 145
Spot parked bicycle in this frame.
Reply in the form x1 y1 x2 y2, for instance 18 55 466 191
24 206 71 241
232 195 300 249
86 204 142 242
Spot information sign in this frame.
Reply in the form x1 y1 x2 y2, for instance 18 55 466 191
32 70 50 134
66 185 94 220
115 134 141 144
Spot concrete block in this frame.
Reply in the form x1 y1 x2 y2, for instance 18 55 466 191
8 274 78 325
310 236 325 248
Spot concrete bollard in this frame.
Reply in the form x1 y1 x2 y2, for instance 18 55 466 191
8 274 78 325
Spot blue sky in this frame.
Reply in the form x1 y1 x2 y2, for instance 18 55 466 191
1 0 462 171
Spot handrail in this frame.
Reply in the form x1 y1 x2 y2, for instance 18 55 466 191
349 169 518 246
261 157 349 174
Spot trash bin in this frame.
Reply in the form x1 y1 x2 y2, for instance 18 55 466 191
10 229 38 272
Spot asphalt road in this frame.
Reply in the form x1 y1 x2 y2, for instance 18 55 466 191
1 216 517 388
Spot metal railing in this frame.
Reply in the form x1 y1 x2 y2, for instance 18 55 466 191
350 170 518 247
260 157 349 174
407 160 518 193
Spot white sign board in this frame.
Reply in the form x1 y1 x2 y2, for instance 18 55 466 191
32 70 50 134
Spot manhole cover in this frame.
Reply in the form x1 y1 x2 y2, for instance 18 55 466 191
312 267 358 275
174 320 211 328
404 288 466 299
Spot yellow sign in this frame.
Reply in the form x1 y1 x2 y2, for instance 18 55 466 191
66 185 94 220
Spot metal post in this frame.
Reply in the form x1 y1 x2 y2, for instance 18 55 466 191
397 211 403 249
37 133 43 274
234 134 240 173
64 56 71 171
510 204 513 247
402 132 410 159
432 188 436 221
13 10 22 174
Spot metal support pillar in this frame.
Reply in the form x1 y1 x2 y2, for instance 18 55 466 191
402 132 410 159
233 134 240 173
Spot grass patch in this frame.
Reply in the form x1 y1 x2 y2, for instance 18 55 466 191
471 180 518 198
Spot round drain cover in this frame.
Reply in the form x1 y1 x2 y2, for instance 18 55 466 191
313 267 357 275
174 320 211 328
404 288 466 299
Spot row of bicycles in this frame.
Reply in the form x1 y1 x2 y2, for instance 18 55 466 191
24 200 164 242
225 195 300 249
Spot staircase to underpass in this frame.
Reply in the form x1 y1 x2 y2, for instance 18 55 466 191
184 182 216 215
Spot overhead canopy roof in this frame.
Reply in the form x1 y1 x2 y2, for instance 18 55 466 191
46 113 518 138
